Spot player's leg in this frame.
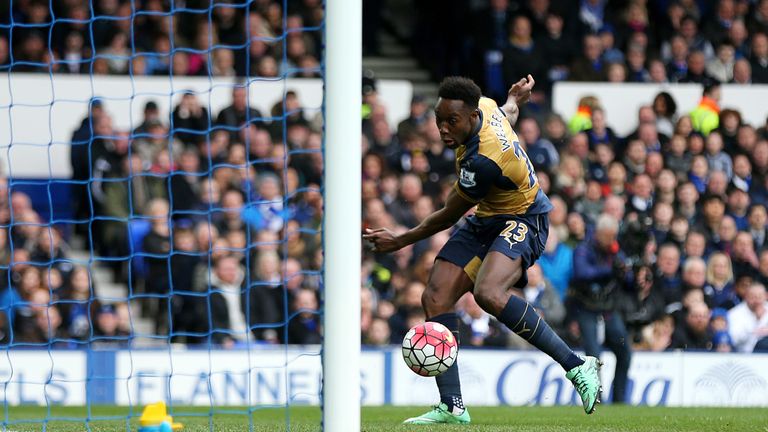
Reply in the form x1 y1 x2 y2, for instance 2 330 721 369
404 220 481 426
420 222 486 419
472 214 602 413
474 251 602 413
473 251 584 369
602 312 632 403
423 258 473 409
403 258 473 425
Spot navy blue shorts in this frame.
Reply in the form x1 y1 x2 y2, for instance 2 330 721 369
436 213 549 288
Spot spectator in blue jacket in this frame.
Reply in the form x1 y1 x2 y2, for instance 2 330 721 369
538 225 573 300
571 213 633 404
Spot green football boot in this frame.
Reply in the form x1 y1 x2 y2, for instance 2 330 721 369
403 403 471 425
565 356 603 414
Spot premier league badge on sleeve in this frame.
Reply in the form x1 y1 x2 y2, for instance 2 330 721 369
459 168 476 188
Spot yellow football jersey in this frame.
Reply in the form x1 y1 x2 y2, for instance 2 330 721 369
453 97 552 217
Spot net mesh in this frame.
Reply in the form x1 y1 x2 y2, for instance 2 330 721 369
0 0 324 429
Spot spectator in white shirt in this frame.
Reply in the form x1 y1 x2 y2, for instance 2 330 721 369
727 283 768 352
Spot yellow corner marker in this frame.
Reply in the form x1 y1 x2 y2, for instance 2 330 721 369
139 401 184 431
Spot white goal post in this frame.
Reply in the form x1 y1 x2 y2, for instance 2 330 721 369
323 0 362 430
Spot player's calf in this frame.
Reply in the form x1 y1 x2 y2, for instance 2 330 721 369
474 252 584 371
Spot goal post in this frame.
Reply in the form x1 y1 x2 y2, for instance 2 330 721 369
323 0 362 430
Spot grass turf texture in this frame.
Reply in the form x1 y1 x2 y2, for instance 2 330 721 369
2 406 766 431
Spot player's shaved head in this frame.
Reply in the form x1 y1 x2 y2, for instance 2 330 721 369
437 77 481 110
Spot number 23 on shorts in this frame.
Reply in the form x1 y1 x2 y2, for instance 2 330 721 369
500 221 528 248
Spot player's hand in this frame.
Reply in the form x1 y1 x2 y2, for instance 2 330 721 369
363 228 403 253
507 74 535 106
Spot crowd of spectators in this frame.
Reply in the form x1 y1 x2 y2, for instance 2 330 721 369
0 0 322 79
403 0 768 100
0 0 326 347
1 0 768 355
0 81 325 347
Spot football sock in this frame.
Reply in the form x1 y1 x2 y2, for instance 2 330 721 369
428 312 465 414
496 295 584 371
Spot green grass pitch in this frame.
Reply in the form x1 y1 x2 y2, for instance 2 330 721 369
3 405 767 431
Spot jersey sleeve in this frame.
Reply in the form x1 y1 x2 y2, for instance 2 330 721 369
454 155 502 202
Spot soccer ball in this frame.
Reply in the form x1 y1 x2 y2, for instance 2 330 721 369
401 322 458 377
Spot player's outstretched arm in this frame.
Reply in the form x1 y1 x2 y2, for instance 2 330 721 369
501 74 535 127
363 188 475 253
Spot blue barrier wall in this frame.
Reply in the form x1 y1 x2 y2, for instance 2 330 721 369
2 348 767 407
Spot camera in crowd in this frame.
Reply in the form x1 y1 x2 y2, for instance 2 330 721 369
618 215 653 268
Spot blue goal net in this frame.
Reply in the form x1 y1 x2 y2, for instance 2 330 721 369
0 0 324 430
